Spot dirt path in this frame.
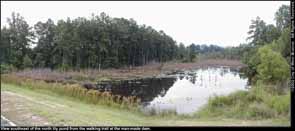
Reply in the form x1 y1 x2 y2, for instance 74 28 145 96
1 91 51 126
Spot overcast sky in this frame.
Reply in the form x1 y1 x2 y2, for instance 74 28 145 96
1 1 289 47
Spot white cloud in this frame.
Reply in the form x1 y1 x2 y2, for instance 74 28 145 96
1 1 289 47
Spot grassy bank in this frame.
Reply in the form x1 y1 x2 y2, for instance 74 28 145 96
1 83 290 126
196 83 290 121
1 74 141 112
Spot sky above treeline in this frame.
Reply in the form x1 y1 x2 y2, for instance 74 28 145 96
1 1 290 47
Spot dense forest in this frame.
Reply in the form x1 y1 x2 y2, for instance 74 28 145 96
1 12 179 70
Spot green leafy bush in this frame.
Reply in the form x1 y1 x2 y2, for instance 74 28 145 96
256 46 290 84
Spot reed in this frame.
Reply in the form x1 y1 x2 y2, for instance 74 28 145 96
1 74 141 111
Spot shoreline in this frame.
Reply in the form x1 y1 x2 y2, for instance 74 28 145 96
3 59 246 84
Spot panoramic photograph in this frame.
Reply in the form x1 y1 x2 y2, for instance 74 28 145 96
0 1 291 126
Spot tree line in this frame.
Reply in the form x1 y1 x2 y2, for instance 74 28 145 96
0 11 238 71
1 12 180 70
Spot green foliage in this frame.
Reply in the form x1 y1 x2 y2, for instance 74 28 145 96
23 55 33 68
246 102 276 119
0 64 16 74
179 43 227 62
275 5 290 31
247 18 281 46
246 5 289 47
241 48 260 83
181 46 197 63
279 27 291 58
177 43 186 60
256 46 290 84
0 27 11 64
266 27 290 63
196 84 290 119
265 94 290 115
33 19 56 68
188 43 252 60
2 12 35 69
247 16 268 46
241 5 290 86
242 44 290 89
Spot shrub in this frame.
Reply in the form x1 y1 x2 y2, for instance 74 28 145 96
196 84 290 119
265 94 290 115
257 46 290 83
246 102 276 119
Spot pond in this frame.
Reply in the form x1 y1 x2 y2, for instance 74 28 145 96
95 67 250 115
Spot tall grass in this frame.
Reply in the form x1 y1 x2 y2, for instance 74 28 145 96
196 84 290 120
142 107 178 117
1 74 141 111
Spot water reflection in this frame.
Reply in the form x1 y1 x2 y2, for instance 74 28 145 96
96 77 177 105
95 67 249 114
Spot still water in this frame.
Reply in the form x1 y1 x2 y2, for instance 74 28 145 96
96 67 250 114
